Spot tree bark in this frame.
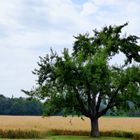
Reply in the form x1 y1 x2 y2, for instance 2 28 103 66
90 118 100 137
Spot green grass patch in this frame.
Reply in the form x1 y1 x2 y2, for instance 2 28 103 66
1 136 133 140
49 135 133 140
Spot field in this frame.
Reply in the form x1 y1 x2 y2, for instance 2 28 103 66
0 116 140 133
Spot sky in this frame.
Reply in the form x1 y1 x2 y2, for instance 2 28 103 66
0 0 140 98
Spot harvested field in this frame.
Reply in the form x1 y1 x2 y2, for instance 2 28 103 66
0 116 140 133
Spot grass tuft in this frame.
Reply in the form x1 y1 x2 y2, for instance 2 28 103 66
133 133 140 140
49 129 140 139
49 129 89 136
0 129 42 139
101 131 133 138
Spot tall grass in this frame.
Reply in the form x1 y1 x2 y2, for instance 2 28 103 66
0 129 42 138
0 128 139 139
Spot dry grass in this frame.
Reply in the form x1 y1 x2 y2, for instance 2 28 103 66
0 116 140 133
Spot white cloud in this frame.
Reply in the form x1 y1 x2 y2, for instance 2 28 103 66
0 47 37 97
81 1 98 16
0 0 24 31
0 29 74 51
92 0 124 6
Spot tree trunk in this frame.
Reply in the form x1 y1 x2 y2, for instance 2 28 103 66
90 118 100 137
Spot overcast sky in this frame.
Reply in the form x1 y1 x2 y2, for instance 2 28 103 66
0 0 140 97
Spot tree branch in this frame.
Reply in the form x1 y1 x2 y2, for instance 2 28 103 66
73 87 90 117
97 87 120 118
96 93 102 114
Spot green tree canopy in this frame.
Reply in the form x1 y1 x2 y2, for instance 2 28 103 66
24 23 140 137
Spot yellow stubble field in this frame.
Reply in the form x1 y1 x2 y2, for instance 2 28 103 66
0 116 140 133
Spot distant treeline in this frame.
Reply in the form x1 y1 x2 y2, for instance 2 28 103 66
0 95 43 115
0 94 139 116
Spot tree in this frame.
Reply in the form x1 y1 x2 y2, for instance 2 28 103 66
25 23 140 137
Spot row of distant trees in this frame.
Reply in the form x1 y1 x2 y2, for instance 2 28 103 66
0 94 43 115
0 94 139 116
